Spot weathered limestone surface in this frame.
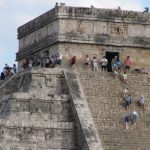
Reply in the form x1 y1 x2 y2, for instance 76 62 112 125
64 70 103 150
0 68 102 150
0 68 77 149
12 4 150 149
78 69 150 150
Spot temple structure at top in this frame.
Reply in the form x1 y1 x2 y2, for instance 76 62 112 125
16 3 150 70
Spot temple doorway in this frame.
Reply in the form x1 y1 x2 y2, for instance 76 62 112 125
106 51 119 72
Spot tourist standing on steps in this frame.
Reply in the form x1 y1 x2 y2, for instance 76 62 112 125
124 56 132 72
116 59 122 73
85 55 90 70
92 56 98 71
124 113 131 129
22 59 29 69
111 58 117 71
138 95 145 111
0 71 5 80
29 59 33 69
45 57 50 68
50 55 56 68
56 52 63 68
37 59 41 67
123 87 128 99
125 94 132 110
133 111 138 126
100 56 108 72
10 68 16 75
71 56 76 70
12 64 17 73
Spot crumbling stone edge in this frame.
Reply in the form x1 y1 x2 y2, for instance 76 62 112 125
64 69 103 150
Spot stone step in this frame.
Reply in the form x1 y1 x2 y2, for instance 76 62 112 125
78 70 150 149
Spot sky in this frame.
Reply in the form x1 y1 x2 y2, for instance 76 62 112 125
0 0 149 71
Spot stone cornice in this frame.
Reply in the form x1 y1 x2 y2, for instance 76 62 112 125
16 33 59 60
17 6 150 39
17 7 58 39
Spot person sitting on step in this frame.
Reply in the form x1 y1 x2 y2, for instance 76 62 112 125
113 69 118 79
121 71 128 83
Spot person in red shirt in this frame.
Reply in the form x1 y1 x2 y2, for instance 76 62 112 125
124 56 132 72
71 56 76 69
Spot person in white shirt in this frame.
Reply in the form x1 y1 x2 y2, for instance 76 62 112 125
29 60 33 69
10 68 16 75
133 111 138 126
93 57 98 71
123 87 128 99
45 57 50 68
138 95 145 111
57 52 63 68
100 56 108 72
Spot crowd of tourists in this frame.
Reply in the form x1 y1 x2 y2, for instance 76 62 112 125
21 52 63 69
0 64 17 80
123 87 145 129
70 54 131 84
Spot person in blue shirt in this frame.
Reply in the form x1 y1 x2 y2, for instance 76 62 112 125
125 94 132 110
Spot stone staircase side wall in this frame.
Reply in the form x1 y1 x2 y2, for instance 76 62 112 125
0 68 78 149
0 68 64 98
64 69 103 150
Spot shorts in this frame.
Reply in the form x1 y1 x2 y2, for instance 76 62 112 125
102 65 107 69
125 116 130 123
126 101 130 106
71 62 76 66
125 66 130 70
85 63 89 65
57 59 62 65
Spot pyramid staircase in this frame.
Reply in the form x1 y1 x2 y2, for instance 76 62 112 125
78 69 150 150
